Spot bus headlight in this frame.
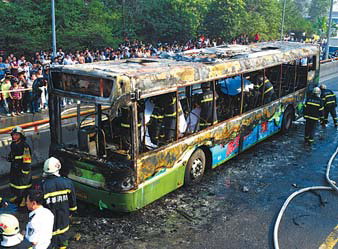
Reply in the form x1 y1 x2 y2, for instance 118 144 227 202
120 176 135 191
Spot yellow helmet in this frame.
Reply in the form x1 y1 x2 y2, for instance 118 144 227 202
0 214 20 236
43 157 61 174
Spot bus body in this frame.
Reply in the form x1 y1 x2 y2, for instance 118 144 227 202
48 42 320 211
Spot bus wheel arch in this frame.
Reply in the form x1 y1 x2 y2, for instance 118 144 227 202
281 105 295 133
184 148 207 185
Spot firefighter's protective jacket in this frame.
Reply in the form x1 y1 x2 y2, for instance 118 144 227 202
198 90 217 128
41 175 77 243
8 140 32 191
321 89 337 109
304 94 324 121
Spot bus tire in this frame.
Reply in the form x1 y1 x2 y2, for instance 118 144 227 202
281 107 294 133
184 148 206 185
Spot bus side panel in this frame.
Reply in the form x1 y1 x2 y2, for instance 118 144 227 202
73 165 185 212
210 136 240 166
242 125 260 150
134 165 185 209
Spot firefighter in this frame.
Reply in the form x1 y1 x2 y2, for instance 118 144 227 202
256 75 275 105
162 93 177 143
0 214 31 249
304 87 324 145
7 126 32 207
147 96 165 145
41 157 77 249
119 106 133 150
119 105 143 150
320 84 338 127
198 82 217 130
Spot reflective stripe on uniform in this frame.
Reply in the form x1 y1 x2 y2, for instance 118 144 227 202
264 86 273 94
44 189 71 199
304 115 319 120
14 155 23 159
325 94 335 98
9 183 32 189
201 98 213 103
170 98 176 105
150 114 164 119
326 101 336 105
165 112 176 117
69 206 77 211
307 102 320 107
21 170 30 174
52 225 69 236
121 123 141 128
319 107 324 111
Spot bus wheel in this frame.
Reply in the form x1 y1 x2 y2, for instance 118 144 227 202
185 149 206 185
282 108 294 132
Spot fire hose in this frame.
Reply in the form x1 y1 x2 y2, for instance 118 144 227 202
273 145 338 249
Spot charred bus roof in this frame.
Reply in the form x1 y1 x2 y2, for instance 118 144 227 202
50 42 319 103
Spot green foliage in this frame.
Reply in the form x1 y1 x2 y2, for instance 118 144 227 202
242 0 281 41
203 0 245 40
0 0 332 55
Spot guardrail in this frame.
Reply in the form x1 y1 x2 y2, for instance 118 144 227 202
0 108 97 134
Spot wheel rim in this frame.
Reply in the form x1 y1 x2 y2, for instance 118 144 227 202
191 158 203 179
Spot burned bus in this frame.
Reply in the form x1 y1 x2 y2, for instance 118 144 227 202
48 42 320 211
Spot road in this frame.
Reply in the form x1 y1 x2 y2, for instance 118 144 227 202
0 78 337 249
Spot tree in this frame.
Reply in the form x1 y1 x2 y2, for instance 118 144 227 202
308 0 330 22
202 0 246 41
242 0 281 41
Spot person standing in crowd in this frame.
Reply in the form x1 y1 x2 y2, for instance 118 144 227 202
0 75 12 116
32 77 47 113
0 57 6 80
0 214 32 249
10 57 19 77
9 78 23 116
304 87 324 145
320 84 338 127
17 71 28 113
25 73 36 113
7 126 32 207
254 33 260 43
25 189 54 249
41 157 77 249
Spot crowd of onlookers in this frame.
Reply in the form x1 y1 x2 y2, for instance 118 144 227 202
0 34 328 118
0 36 229 117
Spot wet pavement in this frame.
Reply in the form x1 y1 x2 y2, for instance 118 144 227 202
67 121 337 249
0 110 48 129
